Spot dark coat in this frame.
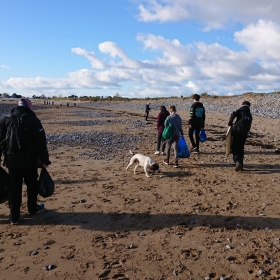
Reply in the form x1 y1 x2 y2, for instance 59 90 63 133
156 110 170 133
228 105 252 134
0 106 51 168
188 101 206 127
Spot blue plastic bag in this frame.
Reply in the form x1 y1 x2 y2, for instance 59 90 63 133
200 129 207 142
178 136 190 158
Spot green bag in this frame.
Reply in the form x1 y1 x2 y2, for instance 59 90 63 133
162 122 173 140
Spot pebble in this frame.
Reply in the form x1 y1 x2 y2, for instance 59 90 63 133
42 264 56 271
80 199 86 203
139 232 146 236
30 250 39 256
226 245 233 249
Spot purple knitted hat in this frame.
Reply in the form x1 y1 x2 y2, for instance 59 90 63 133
18 97 32 109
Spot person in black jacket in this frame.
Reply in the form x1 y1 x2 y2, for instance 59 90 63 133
0 97 51 225
188 94 206 153
228 100 252 172
145 102 151 121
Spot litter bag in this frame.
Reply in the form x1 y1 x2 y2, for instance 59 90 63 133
178 136 190 158
162 122 173 140
200 129 207 142
38 168 55 198
0 166 9 204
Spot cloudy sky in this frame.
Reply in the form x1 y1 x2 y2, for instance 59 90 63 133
1 0 280 98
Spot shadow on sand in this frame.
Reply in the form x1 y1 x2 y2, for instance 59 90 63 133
1 210 279 231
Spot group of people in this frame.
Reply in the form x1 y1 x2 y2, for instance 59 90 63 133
150 94 253 172
0 94 253 225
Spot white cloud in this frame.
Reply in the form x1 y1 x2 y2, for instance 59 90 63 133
71 48 106 69
234 20 280 60
99 42 142 69
1 64 9 69
136 0 280 30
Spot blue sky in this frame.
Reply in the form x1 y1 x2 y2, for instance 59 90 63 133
1 0 280 98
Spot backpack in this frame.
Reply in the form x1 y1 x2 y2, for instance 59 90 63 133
235 111 252 133
162 122 173 140
3 114 28 153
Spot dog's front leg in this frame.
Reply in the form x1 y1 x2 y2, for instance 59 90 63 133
144 166 151 178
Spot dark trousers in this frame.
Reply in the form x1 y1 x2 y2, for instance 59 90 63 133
8 167 39 222
145 110 149 120
157 132 167 152
189 126 201 150
231 131 247 166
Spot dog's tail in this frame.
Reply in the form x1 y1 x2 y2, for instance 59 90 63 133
129 150 135 155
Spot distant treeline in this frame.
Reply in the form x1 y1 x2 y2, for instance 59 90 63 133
1 91 280 102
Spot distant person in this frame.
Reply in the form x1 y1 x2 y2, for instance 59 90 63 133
228 101 252 172
0 97 51 225
163 106 183 168
188 94 206 153
154 106 170 155
145 102 151 121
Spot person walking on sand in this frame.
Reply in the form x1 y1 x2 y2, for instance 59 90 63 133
163 106 183 168
188 94 206 153
228 101 252 172
145 102 151 121
154 106 170 155
0 97 51 225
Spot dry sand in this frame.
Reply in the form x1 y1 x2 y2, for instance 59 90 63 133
0 100 280 280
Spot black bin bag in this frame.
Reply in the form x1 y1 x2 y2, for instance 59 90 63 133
38 167 55 198
0 166 9 203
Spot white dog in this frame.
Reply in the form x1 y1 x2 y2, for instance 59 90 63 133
126 151 160 178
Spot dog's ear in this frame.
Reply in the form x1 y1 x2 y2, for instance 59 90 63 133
150 163 159 171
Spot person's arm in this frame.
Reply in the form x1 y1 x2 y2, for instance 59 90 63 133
33 118 51 166
228 111 237 126
179 117 184 135
0 119 7 164
202 105 206 128
188 104 195 127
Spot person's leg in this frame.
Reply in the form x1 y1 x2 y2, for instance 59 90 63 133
156 132 162 151
173 135 180 164
145 110 149 121
164 137 174 163
188 127 196 149
23 167 39 213
232 132 246 171
162 138 167 153
195 127 201 152
8 168 24 223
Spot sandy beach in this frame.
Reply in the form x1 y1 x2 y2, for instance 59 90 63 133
0 97 280 280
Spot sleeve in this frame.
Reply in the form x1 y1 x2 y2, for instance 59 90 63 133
179 117 184 135
0 119 7 162
156 113 160 129
33 118 51 165
188 104 195 125
202 105 206 127
228 111 237 126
